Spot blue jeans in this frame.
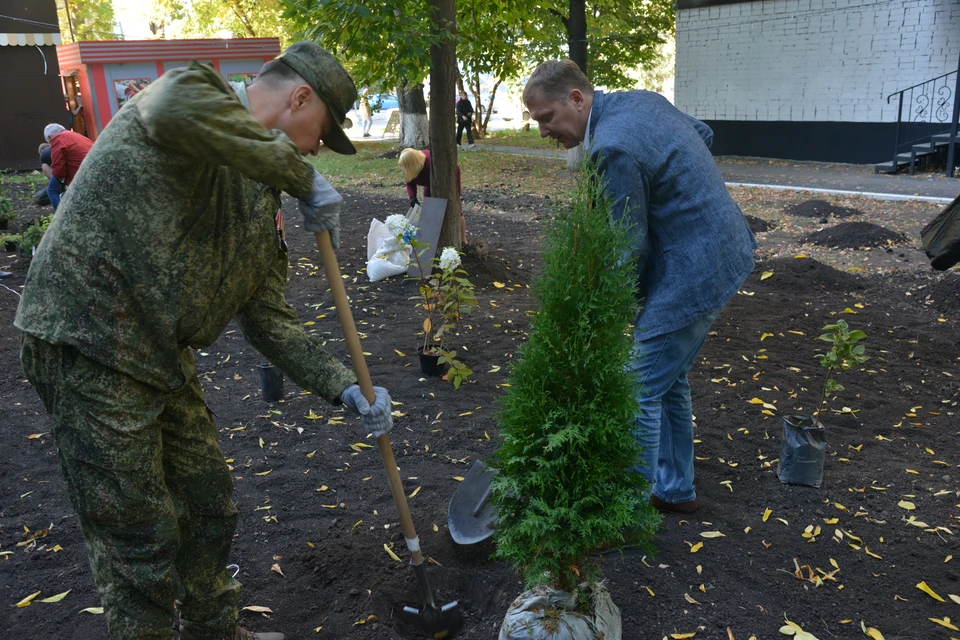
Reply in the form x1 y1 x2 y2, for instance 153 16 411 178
631 308 722 503
47 175 65 210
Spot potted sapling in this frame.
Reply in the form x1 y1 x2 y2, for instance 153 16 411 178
779 319 868 488
0 193 14 231
400 217 478 386
490 159 660 640
2 233 19 252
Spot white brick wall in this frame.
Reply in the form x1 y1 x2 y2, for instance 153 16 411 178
675 0 960 122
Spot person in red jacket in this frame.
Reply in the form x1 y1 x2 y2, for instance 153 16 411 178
399 147 466 243
44 123 93 210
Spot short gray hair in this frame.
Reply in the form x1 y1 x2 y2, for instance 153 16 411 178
523 60 594 105
43 123 66 142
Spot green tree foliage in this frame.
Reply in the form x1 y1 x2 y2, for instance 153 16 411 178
490 159 661 592
57 0 117 43
457 0 533 135
284 0 434 91
138 0 290 42
525 0 675 89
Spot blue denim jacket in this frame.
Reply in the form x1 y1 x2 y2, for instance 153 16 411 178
588 90 757 340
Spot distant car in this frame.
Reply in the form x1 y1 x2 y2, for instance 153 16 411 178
374 94 398 112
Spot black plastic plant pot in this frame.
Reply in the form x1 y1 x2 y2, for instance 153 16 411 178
257 363 284 402
777 415 827 488
3 241 15 252
0 219 8 230
417 346 445 377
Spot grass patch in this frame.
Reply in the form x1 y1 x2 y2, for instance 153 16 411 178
310 140 575 201
477 127 565 151
0 171 47 187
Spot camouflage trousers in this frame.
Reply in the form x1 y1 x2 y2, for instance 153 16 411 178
21 334 242 640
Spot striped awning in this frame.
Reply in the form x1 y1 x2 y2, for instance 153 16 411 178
0 33 62 46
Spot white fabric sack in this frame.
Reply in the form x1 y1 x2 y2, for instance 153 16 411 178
499 583 621 640
366 218 412 282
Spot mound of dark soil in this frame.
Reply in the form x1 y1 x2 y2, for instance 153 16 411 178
745 256 865 293
745 214 775 233
801 221 908 249
785 199 861 219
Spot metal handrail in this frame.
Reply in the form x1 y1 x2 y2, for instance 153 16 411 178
887 69 958 103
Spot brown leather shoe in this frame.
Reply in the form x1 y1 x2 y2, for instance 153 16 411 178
651 494 699 514
178 625 285 640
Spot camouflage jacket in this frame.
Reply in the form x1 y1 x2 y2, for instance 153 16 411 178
15 62 356 402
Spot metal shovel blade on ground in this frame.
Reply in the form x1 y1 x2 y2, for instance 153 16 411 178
315 230 463 640
448 459 499 545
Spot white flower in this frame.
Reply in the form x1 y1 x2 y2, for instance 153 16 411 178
385 214 411 237
438 247 461 271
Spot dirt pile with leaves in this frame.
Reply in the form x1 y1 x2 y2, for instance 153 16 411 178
1 185 958 640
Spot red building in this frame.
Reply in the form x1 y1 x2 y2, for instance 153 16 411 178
57 37 282 141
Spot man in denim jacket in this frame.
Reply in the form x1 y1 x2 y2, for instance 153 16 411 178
524 60 756 514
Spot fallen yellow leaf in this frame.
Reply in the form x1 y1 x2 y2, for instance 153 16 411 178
763 508 772 522
917 581 946 602
39 590 71 603
860 620 884 640
79 607 104 614
760 271 774 280
897 500 916 511
690 541 703 553
700 531 725 538
492 281 506 288
929 617 959 631
15 591 41 608
384 544 401 562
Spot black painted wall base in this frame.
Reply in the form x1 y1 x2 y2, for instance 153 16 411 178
702 120 950 165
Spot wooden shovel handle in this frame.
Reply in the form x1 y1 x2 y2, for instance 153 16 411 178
315 231 424 565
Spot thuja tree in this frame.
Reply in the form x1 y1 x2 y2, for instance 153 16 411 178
490 159 661 593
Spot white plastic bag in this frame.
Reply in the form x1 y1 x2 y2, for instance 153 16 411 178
499 583 621 640
406 203 422 227
366 218 412 282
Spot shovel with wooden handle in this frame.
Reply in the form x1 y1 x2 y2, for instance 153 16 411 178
314 230 464 640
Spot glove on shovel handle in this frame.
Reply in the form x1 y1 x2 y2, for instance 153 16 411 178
315 231 425 566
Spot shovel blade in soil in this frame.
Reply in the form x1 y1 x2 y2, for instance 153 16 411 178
401 600 464 639
448 459 498 544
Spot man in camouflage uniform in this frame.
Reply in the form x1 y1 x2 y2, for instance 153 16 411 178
16 42 393 640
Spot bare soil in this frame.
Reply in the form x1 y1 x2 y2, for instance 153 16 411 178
1 186 958 640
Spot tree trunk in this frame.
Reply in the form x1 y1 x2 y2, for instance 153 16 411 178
398 83 429 150
428 0 463 250
479 79 501 137
567 143 585 171
566 0 587 171
568 0 587 75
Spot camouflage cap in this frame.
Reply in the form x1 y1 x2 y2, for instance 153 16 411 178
278 41 357 155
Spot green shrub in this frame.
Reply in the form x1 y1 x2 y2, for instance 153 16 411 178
490 158 660 593
19 214 52 254
0 193 14 221
1 233 19 249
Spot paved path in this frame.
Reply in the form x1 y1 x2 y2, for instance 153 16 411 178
474 145 960 203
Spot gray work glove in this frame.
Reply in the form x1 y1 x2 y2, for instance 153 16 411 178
299 168 343 248
340 384 393 438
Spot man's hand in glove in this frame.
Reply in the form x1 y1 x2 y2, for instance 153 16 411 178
409 196 420 209
341 385 393 438
299 168 343 248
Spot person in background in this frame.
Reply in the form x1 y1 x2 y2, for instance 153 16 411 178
522 59 756 515
399 147 466 244
456 90 476 148
358 90 373 137
33 143 52 206
43 123 93 210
